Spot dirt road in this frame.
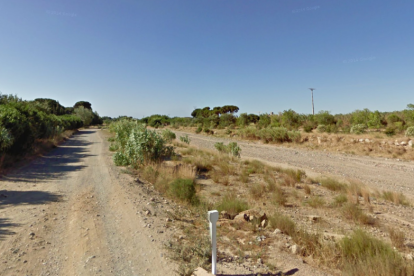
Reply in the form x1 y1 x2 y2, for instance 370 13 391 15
0 129 175 276
174 130 414 198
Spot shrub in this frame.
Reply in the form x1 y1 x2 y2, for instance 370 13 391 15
351 124 367 134
340 229 412 275
214 142 241 158
195 126 202 134
203 127 211 134
333 194 348 207
317 124 326 133
215 195 249 216
179 135 191 144
385 127 396 136
405 126 414 137
303 123 314 133
268 212 296 236
169 178 199 205
287 130 301 142
342 203 375 225
110 120 173 168
320 178 347 192
306 196 325 208
161 129 176 143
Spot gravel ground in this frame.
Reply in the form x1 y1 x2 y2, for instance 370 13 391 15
173 130 414 199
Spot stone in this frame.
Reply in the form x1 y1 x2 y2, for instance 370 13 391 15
273 229 282 235
409 140 413 147
291 244 301 255
365 139 371 143
401 141 407 146
165 218 172 222
359 139 364 143
308 215 320 222
317 137 322 144
261 219 268 228
145 210 151 216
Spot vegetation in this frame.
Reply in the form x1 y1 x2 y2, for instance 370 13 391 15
0 93 102 168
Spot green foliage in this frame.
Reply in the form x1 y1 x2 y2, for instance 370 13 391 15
314 110 335 125
303 122 314 133
195 126 202 134
109 119 173 168
280 109 302 129
351 124 367 134
385 127 396 136
179 135 191 144
257 114 271 128
317 124 326 133
405 126 414 137
0 94 87 156
73 101 92 110
214 142 241 157
215 194 249 215
161 129 176 142
169 178 199 205
74 106 94 126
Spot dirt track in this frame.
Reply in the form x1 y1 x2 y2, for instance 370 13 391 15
174 130 414 199
0 129 175 276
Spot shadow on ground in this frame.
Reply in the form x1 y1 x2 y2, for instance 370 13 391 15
0 218 19 241
216 268 299 276
0 130 97 183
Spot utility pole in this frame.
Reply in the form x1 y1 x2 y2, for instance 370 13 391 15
309 88 315 115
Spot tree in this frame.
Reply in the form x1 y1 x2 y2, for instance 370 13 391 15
34 98 66 115
74 101 92 110
74 106 94 126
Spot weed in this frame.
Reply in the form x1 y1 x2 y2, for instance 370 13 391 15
169 178 199 205
238 171 249 183
320 178 347 192
303 184 311 195
268 212 296 236
382 191 409 206
161 129 176 142
341 203 376 225
249 183 266 199
215 195 249 216
179 135 191 145
340 229 413 275
333 194 348 207
388 227 405 250
306 196 325 208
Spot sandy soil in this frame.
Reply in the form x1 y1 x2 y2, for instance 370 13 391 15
0 129 175 276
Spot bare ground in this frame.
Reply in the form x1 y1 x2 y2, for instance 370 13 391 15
0 129 175 276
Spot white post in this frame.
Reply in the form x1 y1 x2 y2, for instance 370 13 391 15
208 210 219 275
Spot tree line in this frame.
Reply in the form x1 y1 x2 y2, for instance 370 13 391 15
0 94 102 160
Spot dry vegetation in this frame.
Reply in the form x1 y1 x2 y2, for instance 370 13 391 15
125 139 414 275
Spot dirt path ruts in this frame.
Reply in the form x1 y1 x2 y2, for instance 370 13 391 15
174 130 414 198
0 129 175 276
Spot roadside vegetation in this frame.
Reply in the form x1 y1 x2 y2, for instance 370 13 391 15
108 120 414 275
0 94 102 170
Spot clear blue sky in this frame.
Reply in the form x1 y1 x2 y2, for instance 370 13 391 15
1 0 413 118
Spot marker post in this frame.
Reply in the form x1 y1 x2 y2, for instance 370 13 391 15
208 210 219 275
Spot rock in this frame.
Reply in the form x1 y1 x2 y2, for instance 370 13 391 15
401 141 407 146
308 215 320 222
249 215 255 221
220 211 235 220
365 139 371 143
165 218 172 222
145 210 151 216
261 219 268 228
29 232 35 237
317 137 322 144
273 229 282 235
359 139 364 143
257 258 263 264
291 244 301 255
409 140 413 147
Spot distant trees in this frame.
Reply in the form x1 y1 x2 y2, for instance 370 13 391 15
74 101 92 110
191 105 239 118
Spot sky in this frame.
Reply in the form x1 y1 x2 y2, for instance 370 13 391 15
0 0 413 118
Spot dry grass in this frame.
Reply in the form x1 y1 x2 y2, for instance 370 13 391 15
382 191 409 206
388 227 405 250
341 203 376 226
305 196 325 208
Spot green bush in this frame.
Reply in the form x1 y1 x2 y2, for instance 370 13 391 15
350 124 367 134
169 178 199 205
179 135 191 144
161 129 176 142
405 126 414 137
385 127 396 136
110 119 173 168
215 195 249 215
303 123 314 133
214 142 241 157
195 126 202 134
